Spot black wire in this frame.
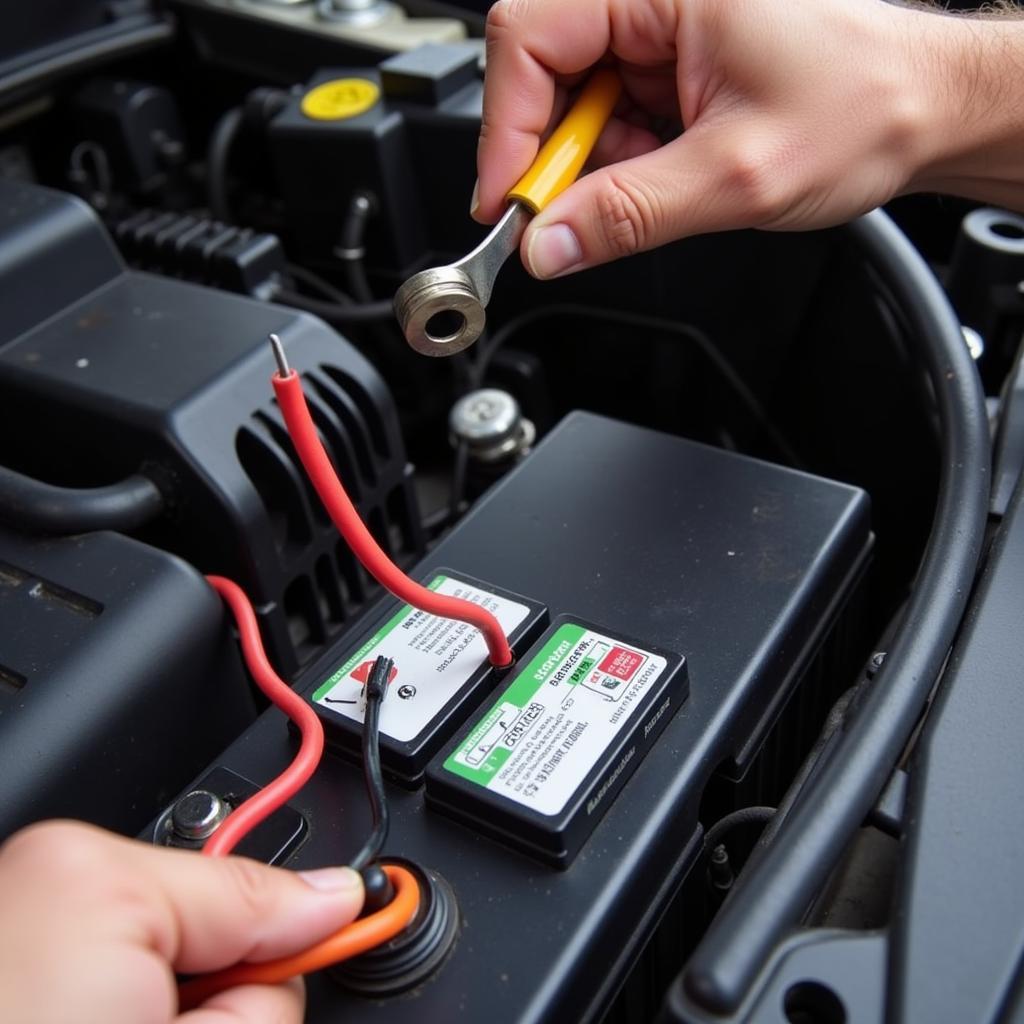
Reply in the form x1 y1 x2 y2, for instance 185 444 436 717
337 192 376 304
273 289 394 324
206 106 244 223
0 20 174 104
349 655 392 871
283 264 355 306
470 303 804 468
682 208 991 1015
448 440 470 528
0 465 164 534
703 807 776 854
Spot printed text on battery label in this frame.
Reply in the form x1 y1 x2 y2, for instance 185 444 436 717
445 624 667 815
312 576 531 743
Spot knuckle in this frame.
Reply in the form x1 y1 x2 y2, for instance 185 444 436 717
722 146 786 223
223 856 278 919
485 0 528 41
596 173 660 258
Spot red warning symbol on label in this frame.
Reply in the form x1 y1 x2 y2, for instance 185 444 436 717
598 646 644 681
350 660 399 685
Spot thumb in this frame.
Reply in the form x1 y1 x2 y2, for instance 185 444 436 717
139 850 365 975
520 128 779 278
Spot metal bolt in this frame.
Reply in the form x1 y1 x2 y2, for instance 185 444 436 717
867 651 887 678
449 388 535 464
170 790 229 841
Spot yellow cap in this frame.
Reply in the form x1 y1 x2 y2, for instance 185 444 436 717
301 78 380 122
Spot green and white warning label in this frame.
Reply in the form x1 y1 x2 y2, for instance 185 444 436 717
312 575 530 743
444 623 669 816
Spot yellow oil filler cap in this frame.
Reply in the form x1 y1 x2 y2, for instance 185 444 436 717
301 78 380 121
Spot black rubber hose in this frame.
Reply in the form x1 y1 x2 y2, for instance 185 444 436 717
273 289 395 324
337 192 376 304
206 106 244 223
703 807 776 854
0 465 164 534
680 208 990 1015
0 20 174 104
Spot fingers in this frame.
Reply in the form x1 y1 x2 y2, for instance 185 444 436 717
520 124 786 278
476 0 615 221
180 978 305 1024
132 843 365 974
475 0 686 222
1 822 364 977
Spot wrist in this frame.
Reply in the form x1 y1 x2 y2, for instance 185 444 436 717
897 7 1024 203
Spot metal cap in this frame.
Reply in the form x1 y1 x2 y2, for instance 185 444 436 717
449 389 534 463
171 790 229 841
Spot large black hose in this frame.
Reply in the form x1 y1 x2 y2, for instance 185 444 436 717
0 465 164 535
679 208 990 1015
206 106 244 223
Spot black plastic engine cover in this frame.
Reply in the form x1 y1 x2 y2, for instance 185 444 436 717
0 528 255 841
0 179 422 675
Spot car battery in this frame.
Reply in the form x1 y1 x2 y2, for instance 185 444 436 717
162 409 872 1024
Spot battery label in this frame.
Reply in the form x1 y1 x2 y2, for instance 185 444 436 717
312 575 530 743
444 623 668 815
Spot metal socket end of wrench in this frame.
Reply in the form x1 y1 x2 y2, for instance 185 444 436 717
394 203 531 357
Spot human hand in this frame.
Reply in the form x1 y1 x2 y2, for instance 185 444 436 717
0 820 364 1024
473 0 955 279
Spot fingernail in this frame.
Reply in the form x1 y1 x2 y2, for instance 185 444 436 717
469 180 480 217
525 223 583 279
298 866 362 893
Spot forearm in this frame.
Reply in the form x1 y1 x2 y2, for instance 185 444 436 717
904 4 1024 209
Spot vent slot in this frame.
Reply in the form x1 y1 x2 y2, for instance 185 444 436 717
236 426 312 553
283 574 323 665
28 579 102 618
0 562 27 587
307 371 378 487
321 365 391 460
301 387 363 504
0 662 26 694
256 411 330 526
314 553 345 630
386 484 417 556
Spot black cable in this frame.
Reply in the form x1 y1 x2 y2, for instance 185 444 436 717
0 465 164 534
273 289 394 324
337 192 376 304
206 106 244 223
284 264 355 306
471 303 804 468
448 440 470 528
0 20 174 104
349 655 392 872
702 807 775 854
681 208 990 1015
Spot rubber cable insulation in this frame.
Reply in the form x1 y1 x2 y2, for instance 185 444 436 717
272 366 513 666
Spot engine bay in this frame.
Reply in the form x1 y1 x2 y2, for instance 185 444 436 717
2 4 1022 1023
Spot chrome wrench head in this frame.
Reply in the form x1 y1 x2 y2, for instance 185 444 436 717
394 203 531 357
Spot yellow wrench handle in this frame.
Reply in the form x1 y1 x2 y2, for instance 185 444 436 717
506 68 622 214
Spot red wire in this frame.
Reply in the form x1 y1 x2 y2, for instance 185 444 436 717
201 575 325 858
272 369 513 667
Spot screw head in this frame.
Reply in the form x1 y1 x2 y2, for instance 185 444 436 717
171 790 228 841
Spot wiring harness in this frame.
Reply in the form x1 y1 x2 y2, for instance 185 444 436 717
179 335 518 1008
